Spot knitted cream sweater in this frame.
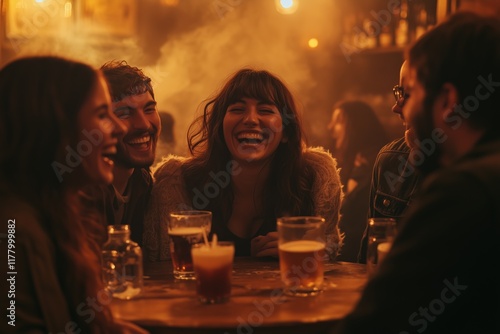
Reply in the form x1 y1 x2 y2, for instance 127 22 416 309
143 146 344 262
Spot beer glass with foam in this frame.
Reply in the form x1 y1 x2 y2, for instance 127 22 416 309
277 216 326 296
168 211 212 280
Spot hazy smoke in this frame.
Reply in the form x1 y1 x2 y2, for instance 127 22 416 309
3 0 406 158
151 0 339 156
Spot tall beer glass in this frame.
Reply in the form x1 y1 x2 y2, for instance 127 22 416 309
168 210 212 280
277 216 326 296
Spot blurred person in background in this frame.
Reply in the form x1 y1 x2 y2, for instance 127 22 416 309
328 100 388 262
358 61 422 263
144 68 344 261
0 56 146 333
330 12 500 334
154 111 177 165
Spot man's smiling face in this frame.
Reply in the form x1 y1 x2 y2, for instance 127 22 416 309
113 91 160 168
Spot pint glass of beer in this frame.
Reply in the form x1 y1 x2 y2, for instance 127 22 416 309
277 216 326 296
168 211 212 280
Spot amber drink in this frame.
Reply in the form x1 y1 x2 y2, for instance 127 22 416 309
191 242 234 304
279 240 325 295
168 211 212 280
277 216 326 296
366 218 397 277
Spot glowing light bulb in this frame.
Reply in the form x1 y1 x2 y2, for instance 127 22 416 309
161 0 179 6
308 38 319 48
280 0 294 9
64 2 72 17
275 0 298 15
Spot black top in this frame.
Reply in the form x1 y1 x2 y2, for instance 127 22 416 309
92 168 153 246
212 218 275 257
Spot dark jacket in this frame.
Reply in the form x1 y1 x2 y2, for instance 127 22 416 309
358 137 421 263
331 135 500 334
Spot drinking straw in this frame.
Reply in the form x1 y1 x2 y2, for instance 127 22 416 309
212 233 218 248
202 229 209 246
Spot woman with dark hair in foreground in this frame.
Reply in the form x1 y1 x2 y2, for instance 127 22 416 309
0 56 146 334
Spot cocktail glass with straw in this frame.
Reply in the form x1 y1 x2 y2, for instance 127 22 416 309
191 233 235 304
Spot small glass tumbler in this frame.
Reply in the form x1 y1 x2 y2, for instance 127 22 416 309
366 218 397 277
191 241 235 304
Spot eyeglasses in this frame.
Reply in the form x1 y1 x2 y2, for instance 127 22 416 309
392 85 407 107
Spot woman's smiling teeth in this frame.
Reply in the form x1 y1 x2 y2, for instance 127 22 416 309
101 146 117 165
237 132 265 144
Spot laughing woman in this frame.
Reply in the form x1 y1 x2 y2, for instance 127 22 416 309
144 68 343 261
0 56 146 334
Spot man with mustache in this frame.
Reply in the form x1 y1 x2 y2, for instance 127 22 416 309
99 60 161 246
357 60 421 263
330 11 500 334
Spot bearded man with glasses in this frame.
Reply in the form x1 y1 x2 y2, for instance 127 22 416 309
331 12 500 333
357 61 421 263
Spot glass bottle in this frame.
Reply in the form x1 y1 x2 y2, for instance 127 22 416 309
101 225 143 300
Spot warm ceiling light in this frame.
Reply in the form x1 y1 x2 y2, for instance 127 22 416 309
64 1 72 17
281 0 293 9
308 38 319 48
275 0 299 15
161 0 179 6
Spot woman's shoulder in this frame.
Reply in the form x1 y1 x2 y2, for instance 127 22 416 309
0 196 52 249
303 146 342 186
151 154 190 182
303 146 339 171
0 196 73 332
1 194 56 243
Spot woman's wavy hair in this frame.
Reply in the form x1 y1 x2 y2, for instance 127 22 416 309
331 100 388 184
0 56 119 333
184 68 314 226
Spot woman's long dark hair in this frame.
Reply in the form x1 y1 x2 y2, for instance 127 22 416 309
184 68 315 230
331 100 388 185
0 56 118 333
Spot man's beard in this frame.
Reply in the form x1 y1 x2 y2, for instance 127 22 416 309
114 144 156 169
411 102 443 176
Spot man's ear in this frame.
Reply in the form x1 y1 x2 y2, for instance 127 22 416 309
438 83 460 119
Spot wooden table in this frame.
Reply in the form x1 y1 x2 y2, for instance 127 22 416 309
111 258 367 334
